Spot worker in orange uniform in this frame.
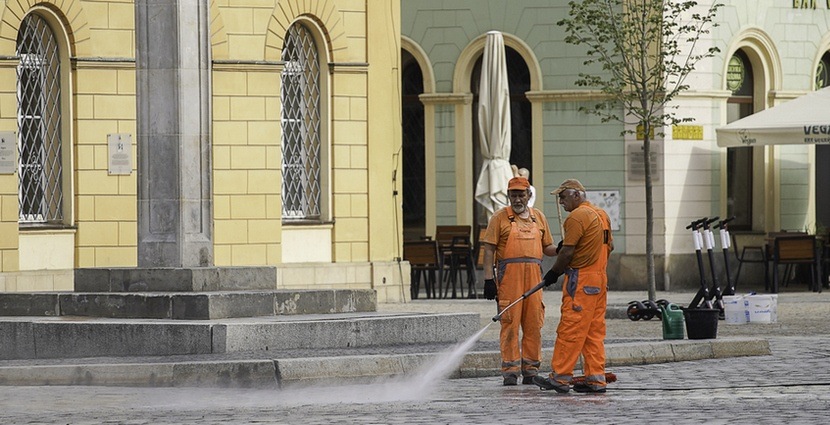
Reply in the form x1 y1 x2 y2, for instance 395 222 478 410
481 176 558 386
533 179 613 394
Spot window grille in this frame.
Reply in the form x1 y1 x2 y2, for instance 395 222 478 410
281 24 321 220
16 14 63 224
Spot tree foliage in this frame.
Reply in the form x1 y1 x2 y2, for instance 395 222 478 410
558 0 721 300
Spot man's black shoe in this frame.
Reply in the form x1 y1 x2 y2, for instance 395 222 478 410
532 375 569 393
573 383 606 393
503 375 518 386
521 375 535 385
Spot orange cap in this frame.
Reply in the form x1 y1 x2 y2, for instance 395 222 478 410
507 176 530 190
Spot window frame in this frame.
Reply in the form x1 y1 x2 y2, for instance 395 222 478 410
280 21 330 223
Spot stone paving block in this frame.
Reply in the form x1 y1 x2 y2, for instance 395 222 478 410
219 313 479 353
171 292 276 319
711 337 770 358
457 351 501 378
61 294 173 319
171 360 278 389
215 267 277 290
332 289 376 313
29 322 214 359
0 294 60 316
0 321 35 360
670 340 715 361
275 290 335 315
75 267 277 292
0 363 177 387
276 355 407 385
606 341 675 366
398 353 433 375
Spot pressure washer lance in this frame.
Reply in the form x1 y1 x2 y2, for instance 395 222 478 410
492 280 547 322
489 281 621 387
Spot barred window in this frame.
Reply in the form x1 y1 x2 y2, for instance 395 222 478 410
281 23 321 220
16 14 63 224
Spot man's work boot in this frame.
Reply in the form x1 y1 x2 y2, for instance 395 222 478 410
573 382 606 394
503 375 518 386
532 375 569 393
521 375 536 385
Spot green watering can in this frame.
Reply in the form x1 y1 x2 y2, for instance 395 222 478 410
660 303 685 340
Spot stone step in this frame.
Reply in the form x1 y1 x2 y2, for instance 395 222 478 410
0 337 771 388
0 289 376 320
74 267 278 292
0 312 480 360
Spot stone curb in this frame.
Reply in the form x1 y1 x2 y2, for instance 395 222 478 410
0 338 769 388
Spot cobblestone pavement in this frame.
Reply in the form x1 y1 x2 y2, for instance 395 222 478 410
1 336 827 424
1 290 827 424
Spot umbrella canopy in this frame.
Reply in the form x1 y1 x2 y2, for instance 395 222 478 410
474 31 513 216
716 86 830 147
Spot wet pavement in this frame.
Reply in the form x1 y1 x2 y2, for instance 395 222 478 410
0 336 826 424
1 289 827 424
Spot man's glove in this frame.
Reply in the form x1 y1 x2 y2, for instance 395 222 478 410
483 279 497 300
543 269 562 287
555 240 564 254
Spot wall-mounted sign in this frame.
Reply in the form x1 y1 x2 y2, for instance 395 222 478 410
672 125 704 140
792 0 829 10
636 124 655 141
627 141 661 182
108 133 132 175
586 190 621 231
0 131 16 174
727 55 745 92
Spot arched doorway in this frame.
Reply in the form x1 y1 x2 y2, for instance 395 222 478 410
725 49 755 231
815 51 830 231
401 49 426 241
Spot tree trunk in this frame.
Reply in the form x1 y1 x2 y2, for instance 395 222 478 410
642 122 656 301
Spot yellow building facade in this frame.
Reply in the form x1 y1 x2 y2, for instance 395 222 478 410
0 0 407 302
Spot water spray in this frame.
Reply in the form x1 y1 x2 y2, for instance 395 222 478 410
491 280 547 322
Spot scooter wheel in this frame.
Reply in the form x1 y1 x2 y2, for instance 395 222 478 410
626 304 641 321
656 299 670 308
642 311 655 320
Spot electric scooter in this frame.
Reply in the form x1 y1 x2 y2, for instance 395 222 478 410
701 216 726 317
687 217 715 310
716 216 737 296
626 298 670 321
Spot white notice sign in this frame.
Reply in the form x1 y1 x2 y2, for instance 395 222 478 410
0 132 15 174
108 133 132 175
586 190 621 231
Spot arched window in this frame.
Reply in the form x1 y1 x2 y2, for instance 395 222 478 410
725 49 754 230
817 51 830 90
281 23 321 220
16 13 63 224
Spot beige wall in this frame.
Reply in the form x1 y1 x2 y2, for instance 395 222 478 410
0 0 405 300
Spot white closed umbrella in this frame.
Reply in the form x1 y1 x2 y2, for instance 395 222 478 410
716 87 830 147
474 31 513 217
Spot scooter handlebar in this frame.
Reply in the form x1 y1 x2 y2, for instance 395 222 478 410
686 217 708 230
714 216 736 229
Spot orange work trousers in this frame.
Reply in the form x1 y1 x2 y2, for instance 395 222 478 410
497 261 544 379
550 267 607 388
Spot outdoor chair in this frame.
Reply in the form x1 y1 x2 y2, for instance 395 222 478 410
403 240 442 299
731 232 768 290
435 225 473 298
771 234 821 293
